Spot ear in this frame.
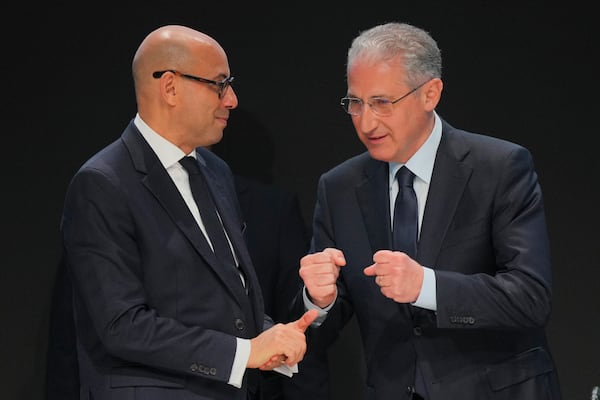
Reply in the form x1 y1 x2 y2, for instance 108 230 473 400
157 72 178 106
422 78 443 112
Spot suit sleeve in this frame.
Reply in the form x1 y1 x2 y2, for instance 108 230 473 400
434 145 553 329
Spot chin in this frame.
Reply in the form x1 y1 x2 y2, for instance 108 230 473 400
366 148 394 163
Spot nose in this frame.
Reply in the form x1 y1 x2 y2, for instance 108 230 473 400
356 105 378 133
222 86 238 109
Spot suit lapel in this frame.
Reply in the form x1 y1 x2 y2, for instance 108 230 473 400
356 157 414 320
198 163 263 321
121 124 250 308
418 123 472 267
356 159 392 253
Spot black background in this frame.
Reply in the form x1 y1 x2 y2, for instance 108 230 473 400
4 2 598 399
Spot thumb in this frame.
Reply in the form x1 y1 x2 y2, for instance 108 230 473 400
293 309 319 332
363 264 376 276
324 248 346 267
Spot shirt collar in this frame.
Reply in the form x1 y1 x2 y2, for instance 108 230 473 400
389 111 442 186
133 113 198 168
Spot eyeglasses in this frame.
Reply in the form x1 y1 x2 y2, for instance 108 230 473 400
340 80 429 116
152 69 234 99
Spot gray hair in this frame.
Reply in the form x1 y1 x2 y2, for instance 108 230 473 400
347 22 442 87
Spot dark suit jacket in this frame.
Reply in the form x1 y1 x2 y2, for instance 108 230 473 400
294 118 561 400
47 155 329 400
60 120 267 400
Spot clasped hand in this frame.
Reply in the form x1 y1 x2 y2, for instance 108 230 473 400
248 309 318 370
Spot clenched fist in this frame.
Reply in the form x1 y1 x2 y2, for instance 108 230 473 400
299 248 346 308
363 249 424 303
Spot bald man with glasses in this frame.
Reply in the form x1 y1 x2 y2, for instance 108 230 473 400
58 24 317 400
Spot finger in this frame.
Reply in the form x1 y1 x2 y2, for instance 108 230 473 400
293 309 319 332
373 249 395 263
363 264 376 276
303 248 345 267
268 354 281 363
324 248 347 266
259 354 287 370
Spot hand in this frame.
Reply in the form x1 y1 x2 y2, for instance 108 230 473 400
248 309 318 370
258 354 289 371
299 248 346 308
363 250 424 303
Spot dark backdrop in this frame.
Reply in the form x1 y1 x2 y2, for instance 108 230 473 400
4 2 598 399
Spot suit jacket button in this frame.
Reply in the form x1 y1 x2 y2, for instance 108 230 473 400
190 363 198 372
413 326 422 336
235 318 245 330
406 385 416 394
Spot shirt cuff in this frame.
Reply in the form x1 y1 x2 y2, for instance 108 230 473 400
228 338 250 388
412 266 437 311
302 286 335 326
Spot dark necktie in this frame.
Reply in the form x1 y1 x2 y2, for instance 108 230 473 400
392 166 428 398
179 156 238 272
392 166 418 257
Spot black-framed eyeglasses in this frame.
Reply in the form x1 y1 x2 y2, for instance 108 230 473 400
340 80 429 116
152 69 234 99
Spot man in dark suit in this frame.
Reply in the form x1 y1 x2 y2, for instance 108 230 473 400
47 123 329 399
47 177 328 400
60 24 316 400
294 22 562 399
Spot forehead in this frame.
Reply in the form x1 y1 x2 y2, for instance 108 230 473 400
347 58 406 97
190 41 231 77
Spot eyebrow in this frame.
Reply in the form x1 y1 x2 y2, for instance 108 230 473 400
345 94 393 100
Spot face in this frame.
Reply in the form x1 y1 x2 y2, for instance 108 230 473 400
178 44 238 150
346 56 438 163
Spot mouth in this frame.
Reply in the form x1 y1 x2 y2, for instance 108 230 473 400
366 133 386 143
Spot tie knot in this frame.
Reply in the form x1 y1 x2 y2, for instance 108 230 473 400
396 166 415 187
179 156 201 175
